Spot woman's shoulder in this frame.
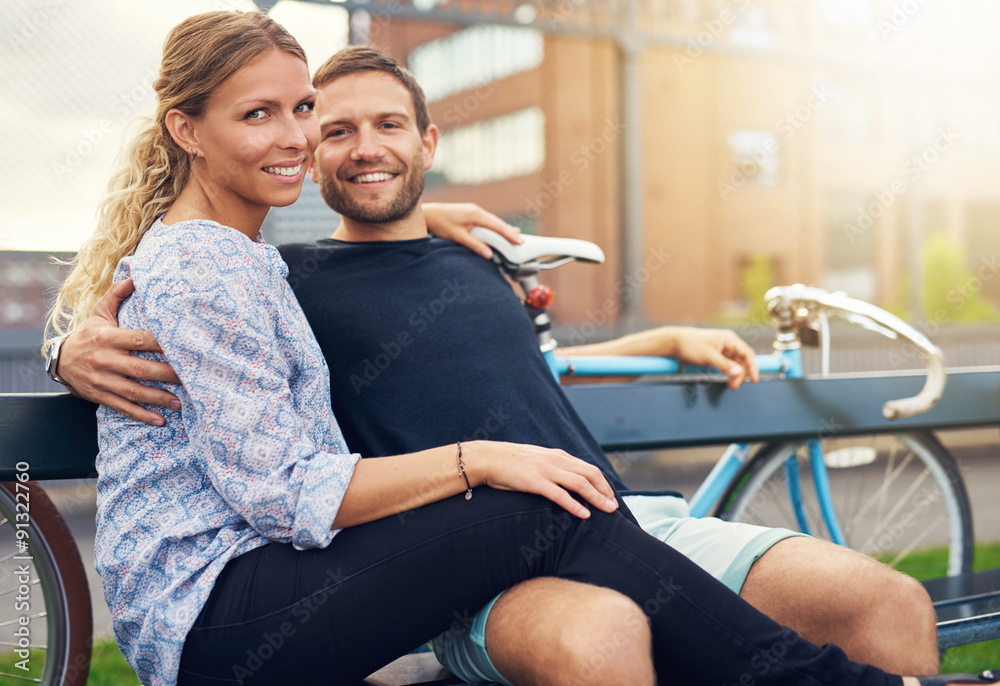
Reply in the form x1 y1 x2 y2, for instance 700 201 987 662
141 217 256 253
129 218 286 280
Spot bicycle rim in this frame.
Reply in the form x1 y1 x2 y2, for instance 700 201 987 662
716 432 973 579
0 482 92 685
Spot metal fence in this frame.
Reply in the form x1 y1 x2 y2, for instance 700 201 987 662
3 323 996 394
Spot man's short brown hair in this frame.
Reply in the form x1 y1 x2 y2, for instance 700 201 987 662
312 46 431 134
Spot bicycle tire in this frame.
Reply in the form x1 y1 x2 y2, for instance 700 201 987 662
715 432 973 580
0 481 93 685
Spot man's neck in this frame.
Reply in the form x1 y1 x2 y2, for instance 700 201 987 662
331 206 428 243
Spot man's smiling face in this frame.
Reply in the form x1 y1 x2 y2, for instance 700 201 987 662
310 70 438 225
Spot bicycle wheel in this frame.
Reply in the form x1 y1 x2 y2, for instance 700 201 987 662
715 432 973 580
0 482 92 685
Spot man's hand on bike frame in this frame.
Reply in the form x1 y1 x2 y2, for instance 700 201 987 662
559 326 760 391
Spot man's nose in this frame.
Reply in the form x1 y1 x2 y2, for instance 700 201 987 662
351 126 385 160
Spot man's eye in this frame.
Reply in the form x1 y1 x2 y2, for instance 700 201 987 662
296 101 315 114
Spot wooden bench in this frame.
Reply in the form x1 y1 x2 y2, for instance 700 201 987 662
925 568 1000 650
361 653 460 686
3 368 999 684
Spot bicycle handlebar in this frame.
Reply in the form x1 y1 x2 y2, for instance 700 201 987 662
765 284 946 419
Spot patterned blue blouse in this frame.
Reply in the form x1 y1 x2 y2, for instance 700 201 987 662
95 218 360 686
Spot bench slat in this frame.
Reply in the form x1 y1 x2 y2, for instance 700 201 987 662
923 569 1000 649
0 393 98 480
564 367 1000 450
924 567 1000 610
937 612 1000 650
360 654 461 686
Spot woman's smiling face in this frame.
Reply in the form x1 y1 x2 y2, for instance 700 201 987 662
188 49 319 216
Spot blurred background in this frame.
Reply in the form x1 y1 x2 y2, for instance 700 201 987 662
2 0 998 393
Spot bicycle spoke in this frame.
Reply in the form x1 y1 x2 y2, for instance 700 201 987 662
0 612 48 629
0 578 41 598
847 447 915 533
887 512 948 569
718 433 972 581
0 640 47 649
859 468 932 555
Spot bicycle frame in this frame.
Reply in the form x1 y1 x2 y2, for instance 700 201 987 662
471 226 947 548
540 344 848 541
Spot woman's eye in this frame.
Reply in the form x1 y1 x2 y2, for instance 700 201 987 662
244 108 267 121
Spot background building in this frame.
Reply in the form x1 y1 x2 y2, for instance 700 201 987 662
2 0 997 392
363 0 1000 332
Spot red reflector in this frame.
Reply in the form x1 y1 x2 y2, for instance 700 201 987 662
526 285 554 309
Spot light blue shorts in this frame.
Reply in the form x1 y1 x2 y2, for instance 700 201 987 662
430 494 804 685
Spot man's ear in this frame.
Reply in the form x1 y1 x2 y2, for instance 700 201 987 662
421 123 439 171
164 108 200 157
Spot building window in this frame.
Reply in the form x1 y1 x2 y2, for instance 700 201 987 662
817 0 873 28
824 193 876 301
433 108 545 186
727 130 781 186
821 80 876 146
409 24 544 102
955 88 1000 149
965 202 1000 302
729 7 780 48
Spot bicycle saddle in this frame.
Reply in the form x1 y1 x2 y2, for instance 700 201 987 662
470 226 605 267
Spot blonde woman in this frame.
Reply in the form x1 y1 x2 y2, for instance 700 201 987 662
48 10 996 686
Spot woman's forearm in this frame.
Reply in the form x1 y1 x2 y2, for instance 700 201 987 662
332 444 469 528
332 441 620 529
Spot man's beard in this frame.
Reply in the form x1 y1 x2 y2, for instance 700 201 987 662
320 161 425 224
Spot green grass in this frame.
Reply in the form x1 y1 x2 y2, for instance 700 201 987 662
7 544 1000 682
942 637 1000 672
86 638 139 685
0 647 43 681
938 542 1000 673
874 542 1000 583
0 639 138 685
974 542 1000 572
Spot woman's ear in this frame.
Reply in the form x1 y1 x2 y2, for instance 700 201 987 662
165 108 200 157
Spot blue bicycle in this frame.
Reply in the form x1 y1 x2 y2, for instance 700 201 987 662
473 228 974 581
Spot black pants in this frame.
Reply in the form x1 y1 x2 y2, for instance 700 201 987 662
177 489 900 686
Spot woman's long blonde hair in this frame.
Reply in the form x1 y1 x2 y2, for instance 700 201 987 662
45 10 306 352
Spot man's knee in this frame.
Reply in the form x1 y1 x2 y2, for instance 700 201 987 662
885 569 936 628
552 587 652 685
487 579 653 686
741 537 939 673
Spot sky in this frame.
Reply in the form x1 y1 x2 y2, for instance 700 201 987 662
0 0 349 252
